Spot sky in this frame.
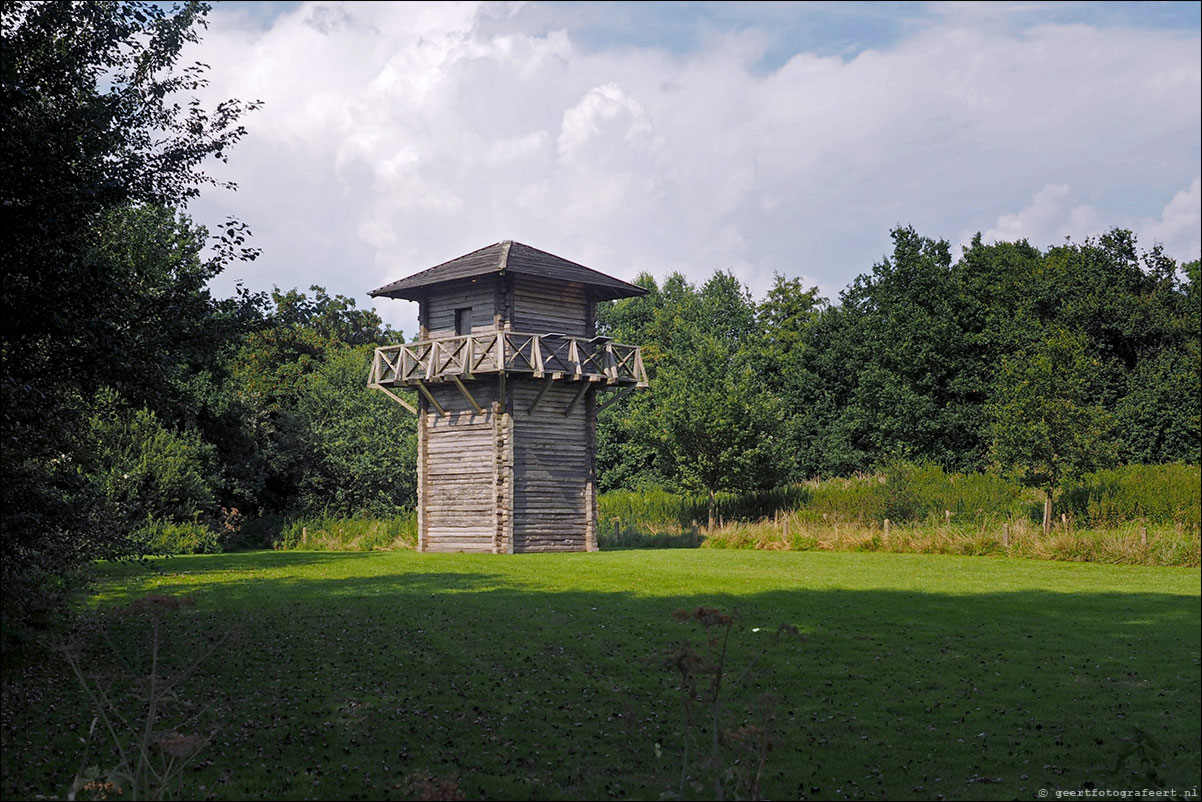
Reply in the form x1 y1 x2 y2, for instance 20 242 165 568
185 1 1202 337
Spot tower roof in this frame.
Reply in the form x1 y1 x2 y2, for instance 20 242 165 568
369 240 648 301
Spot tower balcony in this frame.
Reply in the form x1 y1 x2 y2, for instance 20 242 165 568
368 331 648 415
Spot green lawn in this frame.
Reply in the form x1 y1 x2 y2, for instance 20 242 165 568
3 550 1199 800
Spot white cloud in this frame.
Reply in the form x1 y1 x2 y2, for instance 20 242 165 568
978 183 1074 246
183 2 1200 335
1139 177 1201 262
975 177 1201 262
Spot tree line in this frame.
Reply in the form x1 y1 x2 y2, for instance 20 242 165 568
595 228 1199 527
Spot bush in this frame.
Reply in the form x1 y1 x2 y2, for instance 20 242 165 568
88 402 218 534
599 485 810 530
140 520 221 555
272 515 417 551
1059 464 1201 529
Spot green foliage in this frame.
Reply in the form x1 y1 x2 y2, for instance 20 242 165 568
1 1 259 596
654 333 793 509
272 515 417 551
87 402 218 532
227 287 411 516
1059 464 1201 529
602 463 1197 535
139 521 222 556
600 486 811 530
293 347 417 517
989 328 1116 499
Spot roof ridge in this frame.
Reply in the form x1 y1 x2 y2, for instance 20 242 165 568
498 240 513 272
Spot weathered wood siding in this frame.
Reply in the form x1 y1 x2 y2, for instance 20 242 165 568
415 272 601 555
510 380 594 552
421 378 502 553
510 275 591 336
424 277 498 339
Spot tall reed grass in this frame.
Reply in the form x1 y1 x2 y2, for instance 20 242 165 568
597 463 1201 566
272 514 417 551
1059 463 1200 528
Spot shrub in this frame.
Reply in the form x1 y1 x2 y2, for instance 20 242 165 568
88 402 218 536
1059 464 1201 529
272 515 417 551
139 520 222 555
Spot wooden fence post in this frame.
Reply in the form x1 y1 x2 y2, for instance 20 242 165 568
944 510 951 524
1140 525 1148 546
1002 523 1010 548
883 518 890 538
782 517 789 540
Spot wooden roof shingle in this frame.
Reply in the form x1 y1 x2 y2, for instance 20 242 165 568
369 241 647 301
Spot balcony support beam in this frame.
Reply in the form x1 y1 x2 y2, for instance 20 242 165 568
596 385 636 413
368 383 417 414
527 376 554 415
451 375 483 415
564 380 590 417
415 380 446 417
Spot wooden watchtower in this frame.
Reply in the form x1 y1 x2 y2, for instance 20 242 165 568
367 241 648 553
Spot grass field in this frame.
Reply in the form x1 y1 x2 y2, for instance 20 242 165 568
2 550 1199 801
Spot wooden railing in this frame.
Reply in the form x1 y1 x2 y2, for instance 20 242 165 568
368 332 648 389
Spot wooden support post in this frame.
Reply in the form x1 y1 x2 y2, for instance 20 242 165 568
425 341 439 380
782 517 789 540
883 518 890 538
1140 525 1148 546
462 336 475 379
368 383 417 414
532 335 545 378
415 381 446 417
450 375 483 415
568 338 582 378
564 381 590 416
944 510 951 523
527 376 555 415
498 336 507 413
1003 523 1010 548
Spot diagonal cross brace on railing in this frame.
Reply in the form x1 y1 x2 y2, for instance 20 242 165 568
368 331 648 390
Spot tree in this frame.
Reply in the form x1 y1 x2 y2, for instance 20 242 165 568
1 1 259 595
293 347 418 516
653 332 792 528
791 227 980 475
228 287 404 514
989 329 1116 532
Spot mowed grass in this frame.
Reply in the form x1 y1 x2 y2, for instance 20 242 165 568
2 551 1199 801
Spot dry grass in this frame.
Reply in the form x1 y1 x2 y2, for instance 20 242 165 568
687 515 1200 567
